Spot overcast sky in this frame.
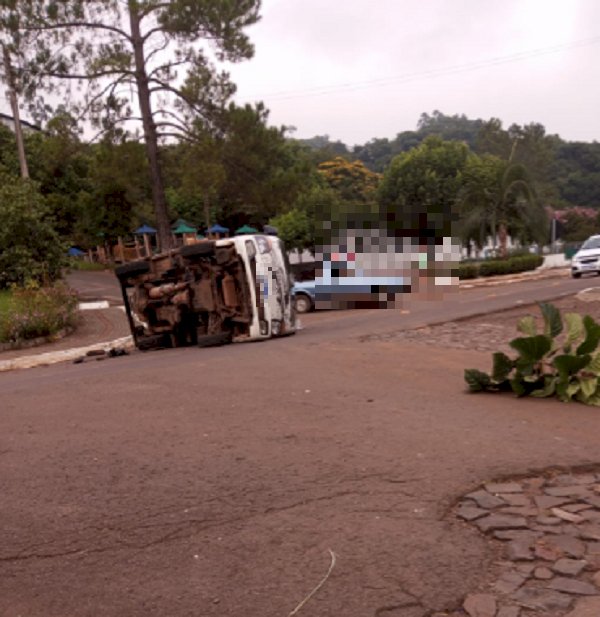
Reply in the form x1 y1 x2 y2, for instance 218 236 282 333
226 0 600 146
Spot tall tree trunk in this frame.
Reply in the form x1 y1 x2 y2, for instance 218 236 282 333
128 5 172 251
498 222 508 259
490 209 497 257
3 45 29 179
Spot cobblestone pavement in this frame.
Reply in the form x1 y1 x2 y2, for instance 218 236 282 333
377 290 600 354
445 470 600 617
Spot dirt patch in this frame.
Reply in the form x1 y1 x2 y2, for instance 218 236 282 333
390 292 600 353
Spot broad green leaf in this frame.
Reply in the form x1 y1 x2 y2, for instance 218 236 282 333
564 313 584 346
539 303 563 338
531 376 557 398
515 356 535 376
585 393 600 407
553 354 591 379
566 381 581 400
517 315 537 336
577 315 600 354
464 369 491 392
588 352 600 374
556 379 569 402
510 371 527 396
524 374 540 383
579 376 598 401
492 352 513 383
509 335 552 362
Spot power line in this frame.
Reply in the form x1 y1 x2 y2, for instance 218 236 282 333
246 35 600 101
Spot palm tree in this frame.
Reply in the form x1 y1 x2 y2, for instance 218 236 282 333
459 155 548 258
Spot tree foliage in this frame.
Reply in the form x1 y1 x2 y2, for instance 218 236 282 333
459 155 548 256
556 207 600 242
0 174 65 287
269 208 312 254
378 136 470 242
2 0 261 248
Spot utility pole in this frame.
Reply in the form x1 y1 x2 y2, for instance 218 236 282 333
2 44 29 179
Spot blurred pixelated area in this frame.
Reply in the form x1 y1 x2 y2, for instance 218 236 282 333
311 206 460 309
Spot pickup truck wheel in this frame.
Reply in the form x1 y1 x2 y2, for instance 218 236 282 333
115 260 150 279
197 332 233 348
180 241 215 258
572 272 582 279
294 293 313 313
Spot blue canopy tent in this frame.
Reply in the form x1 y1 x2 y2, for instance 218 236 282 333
68 247 85 257
134 224 157 235
134 224 157 256
208 224 229 234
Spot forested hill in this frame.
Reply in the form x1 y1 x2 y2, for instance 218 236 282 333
293 111 600 208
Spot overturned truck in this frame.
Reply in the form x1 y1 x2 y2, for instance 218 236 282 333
115 234 296 350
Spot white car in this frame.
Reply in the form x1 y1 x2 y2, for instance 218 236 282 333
571 235 600 278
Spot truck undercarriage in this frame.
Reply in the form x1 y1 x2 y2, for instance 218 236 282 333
115 240 256 350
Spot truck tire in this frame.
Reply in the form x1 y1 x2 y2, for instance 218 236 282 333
197 332 233 348
115 260 150 279
294 293 313 313
180 241 215 258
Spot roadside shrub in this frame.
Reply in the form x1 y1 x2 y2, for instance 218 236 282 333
0 175 66 288
477 254 543 277
465 302 600 406
0 284 78 344
458 263 478 279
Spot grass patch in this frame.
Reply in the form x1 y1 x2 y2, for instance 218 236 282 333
0 284 78 344
68 258 112 271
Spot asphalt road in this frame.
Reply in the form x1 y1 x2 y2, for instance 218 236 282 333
67 269 596 341
2 272 600 617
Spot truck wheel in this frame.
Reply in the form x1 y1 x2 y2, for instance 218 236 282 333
295 293 313 313
115 260 150 279
180 241 215 258
197 332 233 348
572 272 582 279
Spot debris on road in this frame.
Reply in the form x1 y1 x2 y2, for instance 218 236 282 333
73 347 129 364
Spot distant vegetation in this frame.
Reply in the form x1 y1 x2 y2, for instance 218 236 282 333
295 110 600 210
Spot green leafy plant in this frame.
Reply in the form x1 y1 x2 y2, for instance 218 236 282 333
465 302 600 405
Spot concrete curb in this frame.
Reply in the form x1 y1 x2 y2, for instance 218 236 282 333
0 335 134 372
